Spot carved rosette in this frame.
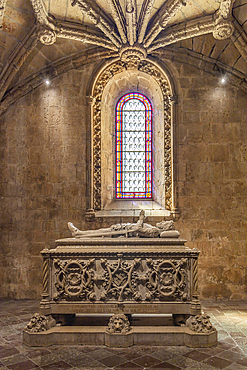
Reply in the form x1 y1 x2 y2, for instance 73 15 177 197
92 59 172 211
24 313 56 333
39 27 57 45
106 314 131 334
186 314 216 333
54 259 96 301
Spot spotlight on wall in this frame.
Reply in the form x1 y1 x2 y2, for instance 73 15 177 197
45 79 50 86
220 76 227 85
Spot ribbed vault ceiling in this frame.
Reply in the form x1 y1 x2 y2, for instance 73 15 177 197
0 0 247 114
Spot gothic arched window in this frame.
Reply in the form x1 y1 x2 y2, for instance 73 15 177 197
115 92 152 199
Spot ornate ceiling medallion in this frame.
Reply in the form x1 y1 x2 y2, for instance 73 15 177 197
119 43 147 68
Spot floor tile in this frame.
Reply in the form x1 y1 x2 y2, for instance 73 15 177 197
203 356 233 369
0 300 247 369
133 355 162 367
97 355 127 367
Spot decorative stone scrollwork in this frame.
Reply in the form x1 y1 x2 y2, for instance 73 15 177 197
106 314 131 333
186 314 216 333
213 20 234 40
54 259 95 301
144 258 188 300
99 257 141 301
39 27 57 45
24 313 56 333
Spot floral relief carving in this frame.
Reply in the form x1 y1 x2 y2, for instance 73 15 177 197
53 258 96 301
24 313 56 333
51 255 188 303
99 257 141 301
143 258 188 301
186 314 216 333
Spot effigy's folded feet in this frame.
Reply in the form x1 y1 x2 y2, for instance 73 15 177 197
68 222 78 237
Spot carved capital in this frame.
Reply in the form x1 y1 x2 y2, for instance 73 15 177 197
39 27 57 45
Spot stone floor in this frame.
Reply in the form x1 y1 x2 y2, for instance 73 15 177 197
0 300 247 369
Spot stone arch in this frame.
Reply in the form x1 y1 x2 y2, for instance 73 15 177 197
86 58 178 218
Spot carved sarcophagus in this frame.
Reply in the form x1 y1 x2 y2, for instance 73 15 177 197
40 237 201 319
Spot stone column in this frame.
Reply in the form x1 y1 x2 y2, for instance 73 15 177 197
190 253 202 315
170 94 179 219
85 95 96 221
40 248 51 309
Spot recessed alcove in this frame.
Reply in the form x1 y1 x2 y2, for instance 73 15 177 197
89 60 176 219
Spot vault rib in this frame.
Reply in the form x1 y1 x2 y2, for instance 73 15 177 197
218 0 235 19
148 12 235 52
137 0 155 44
231 20 247 63
144 0 187 48
106 0 127 43
0 26 38 102
148 16 215 52
71 0 121 47
56 22 118 50
29 0 54 28
126 0 137 45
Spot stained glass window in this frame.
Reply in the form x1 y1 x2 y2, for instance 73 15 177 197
116 92 152 199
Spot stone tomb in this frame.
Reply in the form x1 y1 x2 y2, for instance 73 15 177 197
23 231 217 347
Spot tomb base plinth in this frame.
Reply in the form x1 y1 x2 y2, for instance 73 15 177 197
23 324 217 348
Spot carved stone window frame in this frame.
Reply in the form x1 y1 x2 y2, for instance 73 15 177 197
86 58 179 220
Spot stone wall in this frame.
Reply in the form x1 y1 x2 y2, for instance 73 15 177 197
173 62 247 300
0 58 247 300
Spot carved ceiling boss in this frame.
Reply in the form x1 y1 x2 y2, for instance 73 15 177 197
33 0 236 65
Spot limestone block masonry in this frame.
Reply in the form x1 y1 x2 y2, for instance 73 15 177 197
23 237 217 347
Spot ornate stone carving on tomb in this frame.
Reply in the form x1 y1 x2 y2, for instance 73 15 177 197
106 314 131 333
99 257 141 301
25 313 56 333
144 258 188 300
52 254 188 303
53 258 96 301
186 314 216 333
